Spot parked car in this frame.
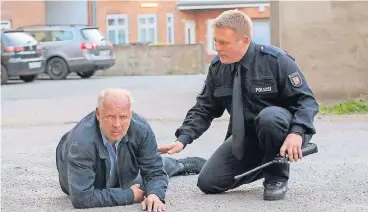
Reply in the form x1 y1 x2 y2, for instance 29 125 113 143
18 25 115 80
1 29 45 85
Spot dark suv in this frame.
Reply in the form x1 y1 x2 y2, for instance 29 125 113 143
1 29 45 85
19 25 115 80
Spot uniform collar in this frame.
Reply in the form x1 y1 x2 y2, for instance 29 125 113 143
238 41 256 71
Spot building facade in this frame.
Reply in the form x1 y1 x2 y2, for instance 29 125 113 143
1 0 270 61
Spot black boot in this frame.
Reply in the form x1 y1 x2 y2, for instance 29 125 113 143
263 180 288 201
176 157 207 176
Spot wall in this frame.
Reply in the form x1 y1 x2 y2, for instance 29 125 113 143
95 1 269 54
1 1 46 28
96 1 194 44
101 44 206 76
46 0 88 25
194 6 270 44
271 1 368 101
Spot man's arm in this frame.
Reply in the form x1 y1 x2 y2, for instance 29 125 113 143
277 54 320 136
175 68 225 147
137 125 168 202
67 142 135 209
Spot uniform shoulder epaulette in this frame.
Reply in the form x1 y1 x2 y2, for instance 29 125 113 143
210 54 220 65
260 45 287 58
260 45 295 61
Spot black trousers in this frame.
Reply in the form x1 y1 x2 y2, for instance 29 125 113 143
197 106 312 194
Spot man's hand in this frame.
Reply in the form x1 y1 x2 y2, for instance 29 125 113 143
130 184 144 202
280 133 303 162
140 194 165 212
158 141 184 155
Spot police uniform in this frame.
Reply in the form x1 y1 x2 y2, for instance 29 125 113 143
174 41 319 199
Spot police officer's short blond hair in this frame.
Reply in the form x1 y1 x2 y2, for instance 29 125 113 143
213 9 253 39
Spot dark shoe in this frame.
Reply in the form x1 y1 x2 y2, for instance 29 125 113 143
263 180 288 201
177 157 207 176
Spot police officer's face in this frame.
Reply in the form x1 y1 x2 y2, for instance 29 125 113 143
96 98 132 142
213 27 249 64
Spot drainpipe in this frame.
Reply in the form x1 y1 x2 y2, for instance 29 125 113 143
91 0 97 26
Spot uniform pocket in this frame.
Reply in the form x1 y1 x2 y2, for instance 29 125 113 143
250 77 278 98
214 86 232 97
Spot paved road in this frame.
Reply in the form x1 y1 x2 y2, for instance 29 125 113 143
2 76 368 212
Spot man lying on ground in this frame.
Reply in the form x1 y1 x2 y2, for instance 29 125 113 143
56 88 206 211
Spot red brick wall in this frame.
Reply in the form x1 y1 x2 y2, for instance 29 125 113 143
96 1 198 44
1 1 46 28
95 1 269 62
96 1 270 44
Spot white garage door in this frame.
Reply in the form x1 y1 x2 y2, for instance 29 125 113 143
252 19 270 45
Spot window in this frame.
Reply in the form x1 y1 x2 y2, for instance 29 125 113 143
25 30 73 42
166 13 174 44
50 30 74 41
1 20 11 30
184 20 196 44
26 31 48 42
106 14 129 45
81 28 105 43
206 19 216 55
138 14 157 43
252 19 270 45
3 31 38 46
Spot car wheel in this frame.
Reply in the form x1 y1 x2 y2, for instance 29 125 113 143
46 57 69 80
20 74 38 83
77 70 96 79
1 64 9 85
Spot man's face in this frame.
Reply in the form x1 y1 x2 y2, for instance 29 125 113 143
96 100 132 142
213 27 249 64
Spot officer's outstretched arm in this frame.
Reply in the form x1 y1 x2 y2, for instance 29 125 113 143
277 54 320 136
174 67 225 148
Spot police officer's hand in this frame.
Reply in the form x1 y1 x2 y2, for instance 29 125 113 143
280 133 303 162
140 194 165 212
130 184 144 202
158 141 184 155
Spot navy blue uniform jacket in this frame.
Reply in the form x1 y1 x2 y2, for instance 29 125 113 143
175 42 319 147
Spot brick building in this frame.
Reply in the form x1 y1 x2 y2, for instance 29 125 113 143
1 0 270 61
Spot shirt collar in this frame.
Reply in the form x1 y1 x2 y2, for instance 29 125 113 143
100 129 130 146
100 129 122 146
238 41 256 71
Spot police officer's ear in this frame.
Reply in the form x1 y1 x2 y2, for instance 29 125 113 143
239 35 250 46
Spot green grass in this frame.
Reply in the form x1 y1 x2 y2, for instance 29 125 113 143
320 99 368 115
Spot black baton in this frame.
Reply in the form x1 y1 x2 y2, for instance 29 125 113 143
234 143 318 181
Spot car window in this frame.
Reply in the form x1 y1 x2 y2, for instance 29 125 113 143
81 28 105 42
3 32 38 46
26 31 48 42
51 30 74 41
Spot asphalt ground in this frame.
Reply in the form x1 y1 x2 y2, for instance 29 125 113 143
2 75 368 212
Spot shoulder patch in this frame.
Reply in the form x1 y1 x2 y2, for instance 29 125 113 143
210 55 220 65
288 72 303 87
260 45 287 58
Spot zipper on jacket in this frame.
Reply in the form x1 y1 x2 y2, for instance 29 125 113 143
117 141 123 187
